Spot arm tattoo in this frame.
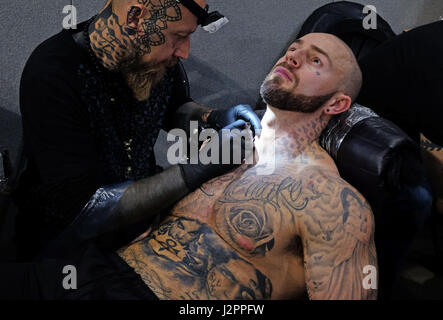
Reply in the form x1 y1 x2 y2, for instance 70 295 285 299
300 169 377 299
421 138 442 152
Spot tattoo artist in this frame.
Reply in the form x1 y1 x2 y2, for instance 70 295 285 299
15 0 261 260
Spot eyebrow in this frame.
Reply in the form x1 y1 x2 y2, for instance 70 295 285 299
177 27 198 35
291 39 333 66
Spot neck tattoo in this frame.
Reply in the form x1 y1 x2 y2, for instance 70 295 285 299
83 16 136 179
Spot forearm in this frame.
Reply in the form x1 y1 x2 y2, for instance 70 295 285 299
45 165 190 256
111 165 190 227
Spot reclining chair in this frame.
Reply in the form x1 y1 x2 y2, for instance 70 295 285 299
320 104 433 297
291 1 434 299
254 1 434 300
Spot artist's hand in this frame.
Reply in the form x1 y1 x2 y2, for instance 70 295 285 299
179 120 253 191
206 104 262 136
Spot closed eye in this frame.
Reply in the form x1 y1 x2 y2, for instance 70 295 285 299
175 33 190 40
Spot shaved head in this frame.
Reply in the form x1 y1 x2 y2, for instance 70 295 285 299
303 33 362 102
91 0 204 101
261 32 362 114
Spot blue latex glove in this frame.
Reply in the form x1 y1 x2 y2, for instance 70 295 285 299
180 120 252 190
207 104 262 136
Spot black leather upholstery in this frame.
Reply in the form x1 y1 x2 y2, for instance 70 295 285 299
296 1 396 60
319 105 423 208
338 117 421 206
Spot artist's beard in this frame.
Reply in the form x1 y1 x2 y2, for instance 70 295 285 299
118 52 178 101
260 66 335 113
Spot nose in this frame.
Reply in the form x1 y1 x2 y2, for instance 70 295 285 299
173 37 191 60
286 50 302 69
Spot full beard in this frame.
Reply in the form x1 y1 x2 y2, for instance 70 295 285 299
118 52 178 102
260 73 335 113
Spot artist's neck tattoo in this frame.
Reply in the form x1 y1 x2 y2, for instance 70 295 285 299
88 1 183 69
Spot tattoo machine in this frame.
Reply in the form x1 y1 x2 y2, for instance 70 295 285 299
177 0 229 33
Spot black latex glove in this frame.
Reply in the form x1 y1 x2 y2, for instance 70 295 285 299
180 120 253 191
207 104 262 136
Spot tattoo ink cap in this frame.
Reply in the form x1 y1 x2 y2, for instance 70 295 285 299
176 0 229 33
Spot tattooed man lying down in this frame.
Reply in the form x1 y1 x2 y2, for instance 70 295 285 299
118 33 377 300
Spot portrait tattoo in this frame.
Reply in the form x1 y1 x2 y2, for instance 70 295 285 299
122 216 273 300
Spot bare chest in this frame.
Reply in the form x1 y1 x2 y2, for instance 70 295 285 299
171 164 315 258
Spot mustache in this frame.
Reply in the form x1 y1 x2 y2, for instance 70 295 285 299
271 62 299 84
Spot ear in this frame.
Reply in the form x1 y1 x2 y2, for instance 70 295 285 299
323 93 352 115
125 4 148 34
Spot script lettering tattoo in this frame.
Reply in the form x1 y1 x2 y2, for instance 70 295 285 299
214 168 322 257
119 217 273 300
300 168 377 299
171 169 241 217
199 171 239 197
221 169 321 213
